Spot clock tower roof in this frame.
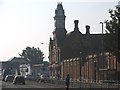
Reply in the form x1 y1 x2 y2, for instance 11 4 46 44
57 2 63 10
55 3 65 16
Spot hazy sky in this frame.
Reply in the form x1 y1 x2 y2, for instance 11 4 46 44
0 0 119 61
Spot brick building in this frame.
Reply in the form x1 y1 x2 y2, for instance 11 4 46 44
49 3 120 82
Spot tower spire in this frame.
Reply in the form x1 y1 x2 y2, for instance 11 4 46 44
55 3 65 16
54 3 66 29
53 3 67 44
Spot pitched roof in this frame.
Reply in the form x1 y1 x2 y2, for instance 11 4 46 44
7 57 27 64
59 30 103 60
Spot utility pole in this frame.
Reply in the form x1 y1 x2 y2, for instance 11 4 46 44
100 22 104 82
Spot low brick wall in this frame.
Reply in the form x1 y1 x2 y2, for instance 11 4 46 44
46 79 65 86
45 79 120 88
31 77 119 88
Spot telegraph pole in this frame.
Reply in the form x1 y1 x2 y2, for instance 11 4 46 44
100 22 104 82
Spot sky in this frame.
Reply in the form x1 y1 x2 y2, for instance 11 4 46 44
0 0 119 61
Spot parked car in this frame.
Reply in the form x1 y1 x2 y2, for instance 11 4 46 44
4 75 15 82
13 75 25 85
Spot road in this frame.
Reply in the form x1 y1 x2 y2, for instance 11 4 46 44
0 75 66 89
2 80 65 88
1 80 91 90
1 79 120 90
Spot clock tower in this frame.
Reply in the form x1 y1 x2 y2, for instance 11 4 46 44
54 3 66 29
53 3 67 45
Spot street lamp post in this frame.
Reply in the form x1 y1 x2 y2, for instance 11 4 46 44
100 22 104 82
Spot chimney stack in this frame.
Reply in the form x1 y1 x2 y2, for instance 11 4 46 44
85 25 90 34
74 20 79 31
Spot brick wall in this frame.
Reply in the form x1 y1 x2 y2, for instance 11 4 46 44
60 52 120 82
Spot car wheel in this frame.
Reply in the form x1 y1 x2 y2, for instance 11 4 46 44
23 82 25 85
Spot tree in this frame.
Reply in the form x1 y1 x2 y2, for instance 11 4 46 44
104 3 120 63
19 46 44 66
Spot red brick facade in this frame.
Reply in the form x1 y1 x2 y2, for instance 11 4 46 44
60 52 120 82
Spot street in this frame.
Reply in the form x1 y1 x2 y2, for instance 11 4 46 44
0 76 119 90
2 80 65 88
0 75 66 89
1 80 84 90
1 79 120 90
